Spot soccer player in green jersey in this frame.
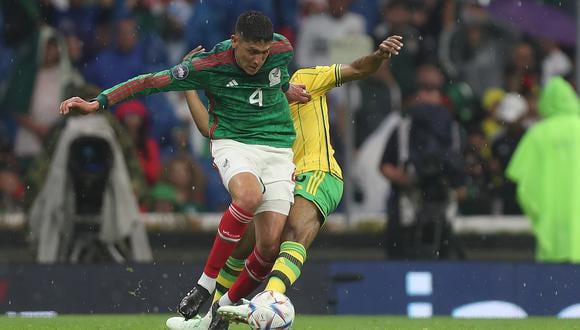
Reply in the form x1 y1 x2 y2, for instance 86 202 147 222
170 35 404 329
60 11 310 330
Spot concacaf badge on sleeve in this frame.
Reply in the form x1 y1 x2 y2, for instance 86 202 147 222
172 63 189 80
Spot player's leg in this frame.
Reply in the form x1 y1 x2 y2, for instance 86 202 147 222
264 196 320 293
266 171 343 293
212 222 255 304
178 140 263 319
219 172 343 324
210 147 295 329
170 226 255 330
210 208 287 329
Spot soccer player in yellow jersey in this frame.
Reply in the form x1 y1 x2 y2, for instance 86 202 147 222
171 35 403 328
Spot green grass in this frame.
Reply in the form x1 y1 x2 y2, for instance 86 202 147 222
1 314 579 330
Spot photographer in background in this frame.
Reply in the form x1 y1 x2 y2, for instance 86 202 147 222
380 64 466 260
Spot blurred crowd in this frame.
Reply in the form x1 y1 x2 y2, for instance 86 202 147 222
0 0 576 216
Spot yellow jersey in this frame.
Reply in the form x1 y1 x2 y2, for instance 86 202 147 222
289 64 343 179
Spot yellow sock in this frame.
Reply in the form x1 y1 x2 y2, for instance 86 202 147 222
265 241 307 294
212 257 244 304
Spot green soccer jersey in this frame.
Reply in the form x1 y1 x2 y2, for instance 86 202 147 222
95 33 295 148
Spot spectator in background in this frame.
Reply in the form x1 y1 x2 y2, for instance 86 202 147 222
115 100 161 186
504 41 539 95
374 0 423 98
443 1 509 99
507 77 580 262
24 87 148 210
163 156 206 213
147 183 180 213
82 14 178 154
83 16 146 88
490 93 527 215
539 38 572 86
409 0 449 57
480 87 505 140
161 0 194 64
380 66 466 259
296 0 367 162
296 0 366 67
13 27 83 173
460 127 493 215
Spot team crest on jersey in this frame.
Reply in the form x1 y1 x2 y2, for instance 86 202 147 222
172 63 189 80
269 67 281 86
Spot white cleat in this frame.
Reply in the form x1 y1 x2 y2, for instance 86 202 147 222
217 302 250 325
166 314 211 330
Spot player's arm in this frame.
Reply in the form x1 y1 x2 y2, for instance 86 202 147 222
181 46 210 138
60 60 203 115
340 35 403 83
184 90 210 138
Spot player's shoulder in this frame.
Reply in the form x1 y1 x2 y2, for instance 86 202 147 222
271 33 293 55
291 65 338 83
189 39 234 71
294 65 337 75
292 64 342 92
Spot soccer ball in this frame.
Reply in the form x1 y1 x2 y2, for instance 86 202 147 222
247 290 295 330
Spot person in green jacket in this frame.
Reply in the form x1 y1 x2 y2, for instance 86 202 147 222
507 77 580 262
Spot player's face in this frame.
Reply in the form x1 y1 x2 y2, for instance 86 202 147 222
232 35 271 75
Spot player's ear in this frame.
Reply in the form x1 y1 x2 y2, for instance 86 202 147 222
231 34 239 48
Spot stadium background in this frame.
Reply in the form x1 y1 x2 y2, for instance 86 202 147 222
0 0 579 326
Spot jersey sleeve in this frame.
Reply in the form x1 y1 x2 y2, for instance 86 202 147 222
271 34 294 91
272 34 294 66
294 65 342 95
95 59 206 109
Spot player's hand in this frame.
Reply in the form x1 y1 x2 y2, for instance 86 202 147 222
183 45 205 62
285 83 311 104
378 35 403 58
59 97 99 115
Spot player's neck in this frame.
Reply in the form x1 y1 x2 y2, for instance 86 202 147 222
232 49 245 73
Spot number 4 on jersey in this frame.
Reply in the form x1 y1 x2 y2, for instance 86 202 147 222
249 88 263 107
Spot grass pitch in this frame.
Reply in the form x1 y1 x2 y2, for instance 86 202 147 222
1 314 579 329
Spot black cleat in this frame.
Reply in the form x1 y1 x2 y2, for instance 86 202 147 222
208 302 229 330
178 284 211 320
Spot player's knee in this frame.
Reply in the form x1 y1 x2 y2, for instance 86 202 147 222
282 218 320 247
281 223 299 243
255 241 280 262
232 190 263 212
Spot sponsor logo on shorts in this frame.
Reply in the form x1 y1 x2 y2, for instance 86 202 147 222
295 175 306 182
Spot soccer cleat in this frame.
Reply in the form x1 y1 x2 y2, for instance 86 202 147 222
166 315 207 330
208 302 229 330
217 302 250 325
178 285 211 320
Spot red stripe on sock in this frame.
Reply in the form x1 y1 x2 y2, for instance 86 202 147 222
203 204 253 278
227 248 274 303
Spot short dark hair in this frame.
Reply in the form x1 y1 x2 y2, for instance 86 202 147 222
235 11 273 42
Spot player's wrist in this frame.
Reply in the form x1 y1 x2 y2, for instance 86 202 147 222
91 94 109 110
374 49 390 60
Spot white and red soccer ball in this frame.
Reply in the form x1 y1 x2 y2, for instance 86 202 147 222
248 290 295 330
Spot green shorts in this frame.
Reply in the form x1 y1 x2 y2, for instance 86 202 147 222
294 170 344 218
